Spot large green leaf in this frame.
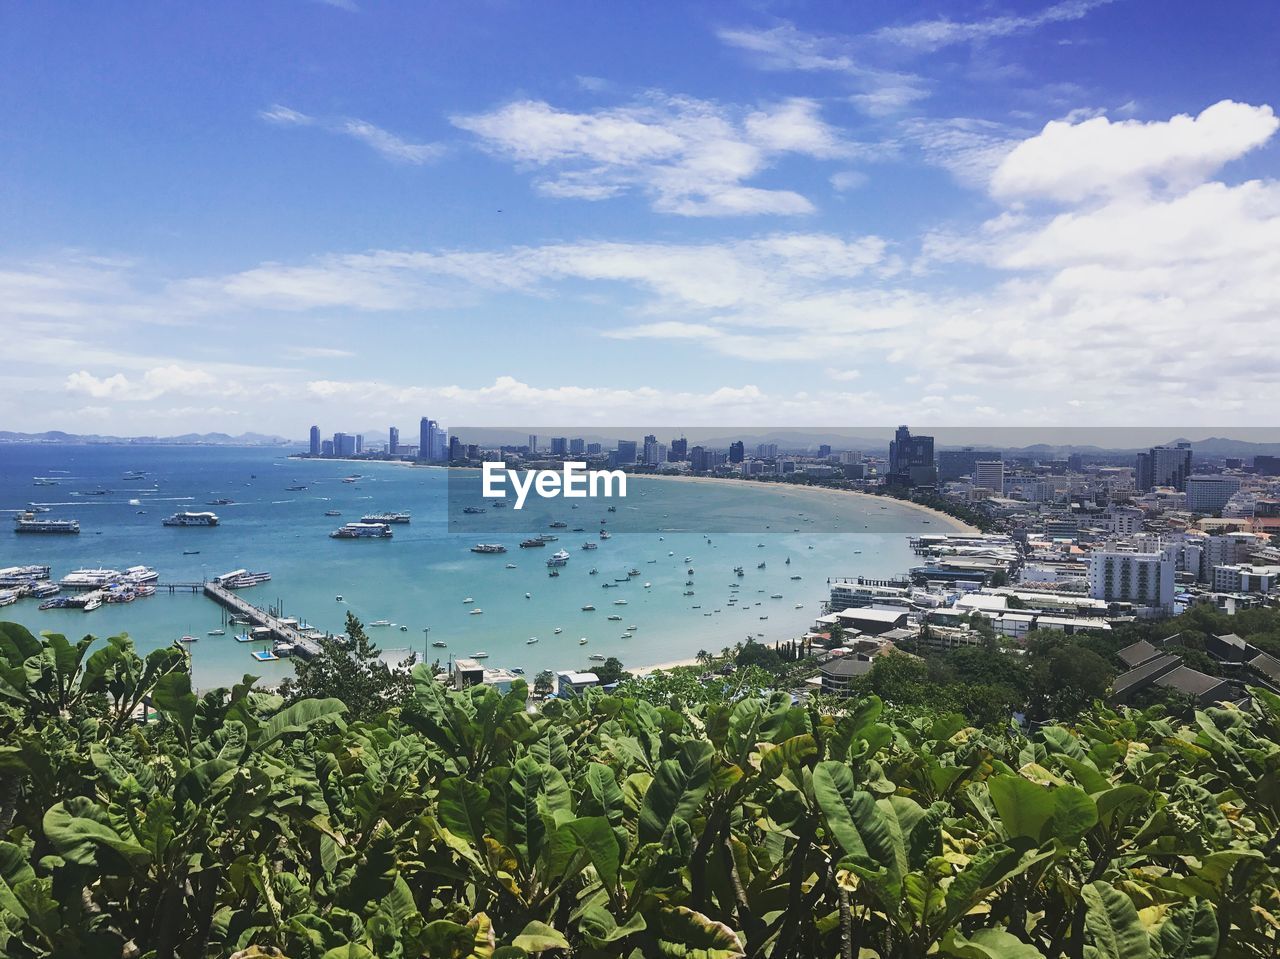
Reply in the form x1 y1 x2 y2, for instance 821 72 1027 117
988 774 1096 843
943 927 1047 958
812 761 903 883
638 739 714 844
43 798 150 867
257 697 347 748
512 920 570 953
1082 881 1150 959
565 816 621 894
1155 901 1217 959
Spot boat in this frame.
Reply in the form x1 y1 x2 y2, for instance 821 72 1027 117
122 566 159 584
599 530 612 539
683 556 691 563
607 506 617 512
548 569 560 577
469 608 484 615
525 592 532 598
589 568 598 575
553 627 563 634
512 667 525 675
324 510 342 517
206 498 234 506
734 566 745 576
82 596 102 612
759 616 769 620
546 549 570 567
505 563 517 569
613 599 627 605
589 654 606 662
215 570 272 589
579 638 588 645
32 477 59 486
608 614 622 621
330 522 392 539
335 594 343 601
581 542 598 550
757 562 766 569
620 633 632 639
362 512 411 524
795 603 803 609
463 597 474 604
183 549 200 555
14 512 80 534
520 538 547 548
581 604 595 611
471 543 507 553
790 575 802 580
60 568 123 588
549 521 568 529
602 582 617 588
526 637 539 644
399 625 408 631
179 635 198 644
472 651 489 659
207 628 225 636
370 620 392 627
163 511 219 527
491 501 506 508
286 485 308 491
539 534 558 542
683 590 695 596
432 641 448 648
463 506 486 514
628 624 637 630
627 568 640 576
770 593 783 599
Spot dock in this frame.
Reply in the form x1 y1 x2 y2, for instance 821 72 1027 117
202 581 325 658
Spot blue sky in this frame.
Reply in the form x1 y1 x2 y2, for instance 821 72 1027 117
3 0 1279 435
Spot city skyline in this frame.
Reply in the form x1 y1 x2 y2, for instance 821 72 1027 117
4 1 1280 432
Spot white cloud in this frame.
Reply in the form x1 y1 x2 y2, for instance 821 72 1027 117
66 365 221 402
260 104 443 164
453 94 862 216
830 170 868 192
991 100 1279 202
717 23 929 116
873 0 1115 52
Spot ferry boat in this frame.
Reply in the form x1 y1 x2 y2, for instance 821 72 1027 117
163 511 219 527
470 543 507 553
581 542 598 550
29 582 61 598
330 522 392 539
361 512 411 524
123 566 159 584
0 589 17 608
546 549 570 567
519 538 547 548
0 564 52 585
14 512 80 534
215 569 272 589
548 521 568 528
462 506 486 514
61 568 122 588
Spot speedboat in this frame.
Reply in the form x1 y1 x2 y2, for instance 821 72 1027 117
526 637 539 644
472 651 489 659
432 641 447 648
505 563 517 569
469 608 483 615
581 604 595 611
553 627 563 634
608 614 622 621
613 599 627 605
578 638 588 645
463 597 474 604
370 620 391 627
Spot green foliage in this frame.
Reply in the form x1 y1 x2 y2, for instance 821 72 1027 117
0 623 1278 958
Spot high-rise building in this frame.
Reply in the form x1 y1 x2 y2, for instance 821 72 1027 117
938 448 1000 483
388 426 399 455
670 437 688 461
354 434 363 455
974 460 1004 492
690 446 708 472
756 443 778 459
448 435 463 462
888 425 935 486
728 441 744 464
1186 475 1242 512
616 440 637 463
419 418 446 463
551 437 568 456
643 439 666 466
569 438 585 455
1254 455 1280 476
1088 550 1174 613
333 432 356 457
309 425 320 456
818 444 831 457
527 434 538 453
1139 443 1192 491
321 439 334 457
586 442 602 455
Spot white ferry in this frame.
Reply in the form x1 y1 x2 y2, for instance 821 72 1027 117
162 511 219 527
361 512 411 524
61 568 124 588
330 522 393 539
122 566 159 584
0 565 52 585
470 543 507 554
581 541 598 550
546 549 570 567
215 569 272 589
14 512 80 534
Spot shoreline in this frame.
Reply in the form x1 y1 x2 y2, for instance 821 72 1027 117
299 456 979 535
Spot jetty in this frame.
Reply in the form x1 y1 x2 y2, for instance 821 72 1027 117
202 581 324 658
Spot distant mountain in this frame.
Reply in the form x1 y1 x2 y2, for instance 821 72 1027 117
0 430 297 447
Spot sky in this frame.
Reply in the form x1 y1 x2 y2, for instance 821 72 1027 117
3 0 1279 437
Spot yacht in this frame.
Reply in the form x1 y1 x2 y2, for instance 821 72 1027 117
361 512 411 524
179 635 198 644
505 563 518 569
330 522 392 539
163 511 219 527
463 596 474 603
82 596 103 612
546 549 570 567
471 543 507 553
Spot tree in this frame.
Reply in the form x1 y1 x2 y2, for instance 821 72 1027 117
278 611 416 721
591 656 629 685
735 639 783 673
533 669 556 698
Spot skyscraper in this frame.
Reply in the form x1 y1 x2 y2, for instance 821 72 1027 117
527 434 537 453
729 441 744 463
1138 443 1192 491
389 426 399 454
569 438 585 455
888 425 936 486
309 425 320 456
670 437 688 461
354 434 363 455
974 460 1004 492
938 448 1000 483
333 432 356 457
551 437 568 455
616 439 637 463
419 418 445 463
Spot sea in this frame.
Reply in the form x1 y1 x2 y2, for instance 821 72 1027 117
0 445 946 689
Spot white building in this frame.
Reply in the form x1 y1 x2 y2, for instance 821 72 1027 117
1087 550 1175 614
1107 506 1144 536
1211 564 1280 594
1186 475 1242 513
974 460 1004 492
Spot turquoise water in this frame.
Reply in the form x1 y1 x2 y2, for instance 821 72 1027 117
1 445 942 689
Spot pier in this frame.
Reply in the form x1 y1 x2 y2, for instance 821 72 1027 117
201 581 325 658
